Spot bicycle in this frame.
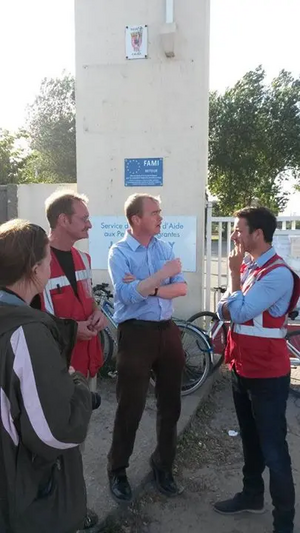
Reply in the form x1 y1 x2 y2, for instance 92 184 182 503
187 286 228 372
188 287 300 398
285 310 300 398
93 283 214 396
94 284 115 366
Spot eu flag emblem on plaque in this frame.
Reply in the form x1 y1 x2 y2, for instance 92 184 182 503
124 158 163 187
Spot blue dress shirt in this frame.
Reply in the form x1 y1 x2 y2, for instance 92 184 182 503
217 247 294 324
108 232 185 324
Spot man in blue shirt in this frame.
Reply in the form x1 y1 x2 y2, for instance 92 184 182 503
107 193 187 503
214 207 298 533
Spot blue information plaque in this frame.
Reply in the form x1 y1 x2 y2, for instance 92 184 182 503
125 158 163 187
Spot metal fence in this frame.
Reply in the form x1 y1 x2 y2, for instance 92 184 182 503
205 202 300 311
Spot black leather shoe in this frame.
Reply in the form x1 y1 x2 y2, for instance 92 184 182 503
150 457 184 497
81 508 98 529
108 470 133 503
214 492 264 515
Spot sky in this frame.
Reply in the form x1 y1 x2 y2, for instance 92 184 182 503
1 0 300 132
0 0 299 213
0 0 75 131
209 0 300 92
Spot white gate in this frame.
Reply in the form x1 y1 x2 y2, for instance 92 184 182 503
205 202 300 312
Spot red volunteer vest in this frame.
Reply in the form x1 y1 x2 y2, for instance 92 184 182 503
41 247 103 377
225 254 300 378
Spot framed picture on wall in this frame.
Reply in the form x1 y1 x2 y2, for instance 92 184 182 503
125 25 148 60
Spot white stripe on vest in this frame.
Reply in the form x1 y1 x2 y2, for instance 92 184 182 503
43 286 55 314
242 258 286 294
235 258 288 339
234 322 286 339
77 250 92 296
43 250 92 314
234 312 287 339
76 270 90 282
47 275 70 291
77 250 91 277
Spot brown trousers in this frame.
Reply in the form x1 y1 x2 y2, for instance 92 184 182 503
108 320 185 472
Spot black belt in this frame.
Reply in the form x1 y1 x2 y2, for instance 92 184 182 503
120 319 172 330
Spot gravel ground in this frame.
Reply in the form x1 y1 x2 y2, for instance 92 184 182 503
99 369 300 533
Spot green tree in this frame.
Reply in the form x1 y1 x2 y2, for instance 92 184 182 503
209 66 300 215
0 129 26 184
18 150 61 183
27 73 76 183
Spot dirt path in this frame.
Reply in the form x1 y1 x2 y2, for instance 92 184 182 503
103 371 300 533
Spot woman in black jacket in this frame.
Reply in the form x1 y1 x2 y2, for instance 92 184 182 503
0 219 93 533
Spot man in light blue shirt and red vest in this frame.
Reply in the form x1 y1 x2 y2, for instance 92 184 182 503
107 193 187 503
214 206 300 533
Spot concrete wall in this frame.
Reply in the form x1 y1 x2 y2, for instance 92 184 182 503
75 0 210 316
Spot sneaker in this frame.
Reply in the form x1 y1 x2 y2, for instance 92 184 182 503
214 492 264 515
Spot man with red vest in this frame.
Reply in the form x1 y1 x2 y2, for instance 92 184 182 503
214 207 299 533
34 189 106 531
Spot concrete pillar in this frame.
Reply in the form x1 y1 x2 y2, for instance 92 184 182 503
75 0 210 316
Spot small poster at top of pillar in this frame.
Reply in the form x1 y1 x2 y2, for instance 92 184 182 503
126 25 148 60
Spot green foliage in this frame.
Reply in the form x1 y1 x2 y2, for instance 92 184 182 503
17 151 61 184
1 73 76 185
209 66 300 215
0 130 27 184
27 73 76 183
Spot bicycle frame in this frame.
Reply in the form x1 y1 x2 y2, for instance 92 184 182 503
102 299 117 330
287 340 300 367
207 319 226 342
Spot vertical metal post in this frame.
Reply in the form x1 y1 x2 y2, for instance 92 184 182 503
166 0 174 23
226 221 232 286
218 222 222 288
206 202 212 311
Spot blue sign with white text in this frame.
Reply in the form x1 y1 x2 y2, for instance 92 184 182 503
125 158 163 187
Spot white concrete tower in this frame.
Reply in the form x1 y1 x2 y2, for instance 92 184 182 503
75 0 210 316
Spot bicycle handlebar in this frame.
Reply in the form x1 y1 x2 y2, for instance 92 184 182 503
93 283 113 299
212 286 226 294
289 310 299 321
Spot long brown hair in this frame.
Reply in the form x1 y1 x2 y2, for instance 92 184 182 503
0 219 49 287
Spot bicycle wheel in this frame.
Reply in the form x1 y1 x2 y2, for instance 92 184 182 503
187 311 227 371
286 329 300 398
150 320 212 396
99 328 114 366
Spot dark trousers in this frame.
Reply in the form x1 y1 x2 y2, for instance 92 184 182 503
232 369 295 533
108 320 185 472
